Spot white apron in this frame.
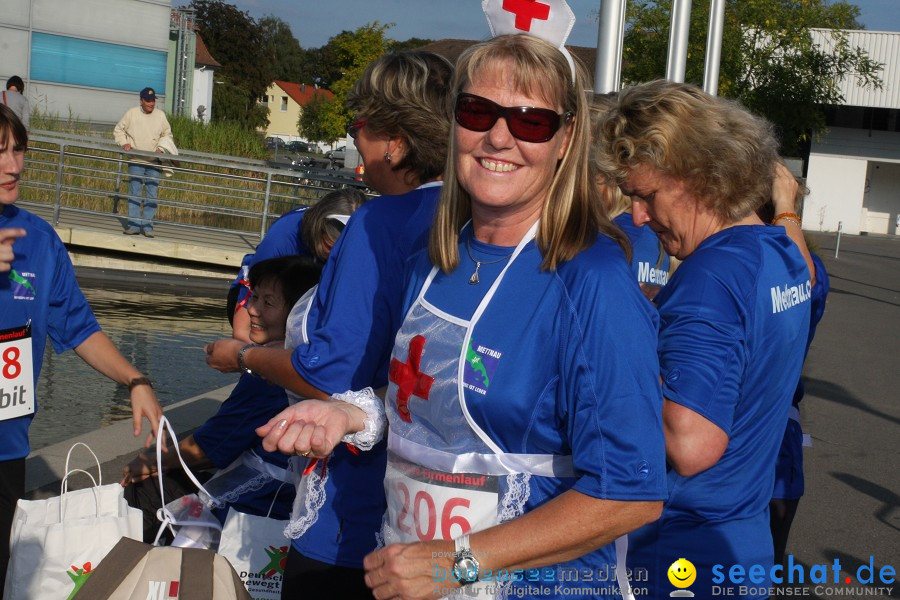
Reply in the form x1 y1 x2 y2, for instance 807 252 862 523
281 286 330 539
382 224 568 598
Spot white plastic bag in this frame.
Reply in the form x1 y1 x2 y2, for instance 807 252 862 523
151 417 222 550
3 443 142 600
217 484 290 600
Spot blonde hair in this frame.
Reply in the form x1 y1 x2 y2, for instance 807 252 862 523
594 80 779 222
430 35 627 272
590 93 630 219
346 51 454 185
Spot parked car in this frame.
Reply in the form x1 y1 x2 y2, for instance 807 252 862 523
286 141 311 153
325 146 346 165
265 137 287 150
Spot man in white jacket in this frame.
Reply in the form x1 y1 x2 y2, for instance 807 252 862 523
114 87 173 237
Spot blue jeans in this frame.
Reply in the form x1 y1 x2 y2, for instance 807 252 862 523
126 164 161 232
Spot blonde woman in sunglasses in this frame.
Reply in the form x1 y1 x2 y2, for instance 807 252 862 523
260 34 667 600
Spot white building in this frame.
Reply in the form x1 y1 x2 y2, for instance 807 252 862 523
1 0 172 124
803 29 900 236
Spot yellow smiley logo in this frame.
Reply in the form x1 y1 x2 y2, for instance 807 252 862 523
668 558 697 588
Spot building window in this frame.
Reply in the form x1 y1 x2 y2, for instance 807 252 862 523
281 96 288 112
30 32 166 93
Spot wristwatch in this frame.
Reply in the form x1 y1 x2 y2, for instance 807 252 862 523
238 343 257 376
452 535 480 585
127 376 153 392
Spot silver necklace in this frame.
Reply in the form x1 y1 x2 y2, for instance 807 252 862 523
465 236 513 285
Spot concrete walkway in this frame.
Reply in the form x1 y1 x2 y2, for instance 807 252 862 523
24 385 234 500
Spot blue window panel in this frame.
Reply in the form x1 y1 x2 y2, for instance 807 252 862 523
30 33 166 94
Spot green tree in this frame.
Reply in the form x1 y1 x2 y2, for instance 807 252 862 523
388 37 434 52
190 0 273 128
259 15 313 84
211 74 269 129
298 94 345 144
312 23 393 142
620 0 882 156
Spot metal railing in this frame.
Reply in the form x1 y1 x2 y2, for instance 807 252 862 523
19 129 370 243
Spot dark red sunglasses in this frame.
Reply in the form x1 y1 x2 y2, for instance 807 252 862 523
454 93 573 143
347 119 367 139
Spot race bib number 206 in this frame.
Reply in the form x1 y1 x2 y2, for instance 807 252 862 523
386 454 499 544
0 324 35 421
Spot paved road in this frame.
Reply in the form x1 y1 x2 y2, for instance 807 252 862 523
786 232 899 596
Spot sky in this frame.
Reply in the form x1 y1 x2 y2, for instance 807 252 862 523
197 0 900 49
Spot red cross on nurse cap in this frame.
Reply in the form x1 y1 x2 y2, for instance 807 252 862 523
483 0 577 79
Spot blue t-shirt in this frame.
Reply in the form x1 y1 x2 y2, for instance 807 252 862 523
404 230 667 596
614 213 670 287
628 225 811 599
230 207 311 308
193 373 293 520
289 183 442 567
0 205 101 461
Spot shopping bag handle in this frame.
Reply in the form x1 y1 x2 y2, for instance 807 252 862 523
153 416 221 545
266 481 291 519
63 442 102 490
155 416 216 500
59 468 100 521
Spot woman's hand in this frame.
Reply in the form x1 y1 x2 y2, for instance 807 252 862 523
204 338 244 372
364 541 457 600
121 449 157 487
0 228 26 272
772 162 799 214
129 383 163 446
257 399 367 458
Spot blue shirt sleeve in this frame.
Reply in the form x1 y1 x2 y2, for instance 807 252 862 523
193 375 290 469
46 231 100 353
656 254 751 436
559 251 667 501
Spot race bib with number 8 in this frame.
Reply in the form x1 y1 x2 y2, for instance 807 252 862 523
0 324 35 421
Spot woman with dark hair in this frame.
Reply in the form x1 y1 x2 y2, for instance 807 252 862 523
205 50 454 597
260 34 667 600
122 256 321 544
0 103 161 593
594 80 812 599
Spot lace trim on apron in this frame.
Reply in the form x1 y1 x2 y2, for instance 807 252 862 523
283 460 329 539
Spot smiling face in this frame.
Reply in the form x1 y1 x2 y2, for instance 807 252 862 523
0 131 25 206
140 98 156 114
667 558 697 588
621 163 722 260
455 65 572 238
244 278 289 345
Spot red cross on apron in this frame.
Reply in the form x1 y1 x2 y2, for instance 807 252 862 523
502 0 551 31
389 335 435 423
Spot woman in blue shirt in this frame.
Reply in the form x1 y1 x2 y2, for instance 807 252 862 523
0 104 162 592
594 81 813 599
260 34 668 600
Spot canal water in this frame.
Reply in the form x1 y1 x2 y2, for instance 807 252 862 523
30 278 239 450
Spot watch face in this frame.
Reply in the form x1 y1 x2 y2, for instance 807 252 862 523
453 556 479 582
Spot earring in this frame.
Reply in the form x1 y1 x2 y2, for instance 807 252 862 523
383 152 392 163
